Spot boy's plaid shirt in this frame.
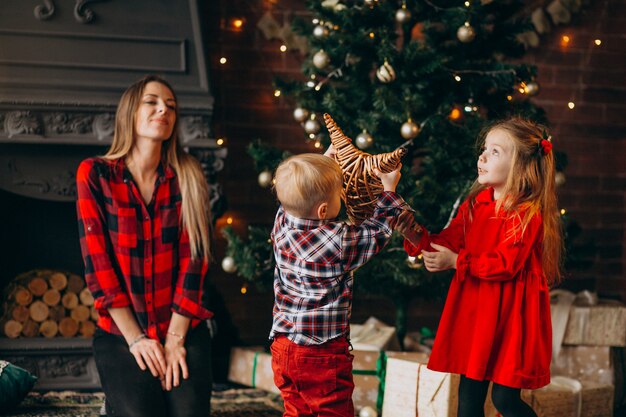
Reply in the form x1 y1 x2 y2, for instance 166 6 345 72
269 191 411 345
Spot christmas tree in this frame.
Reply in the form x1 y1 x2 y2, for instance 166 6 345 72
223 0 555 342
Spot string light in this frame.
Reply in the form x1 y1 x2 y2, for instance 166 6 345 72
216 138 225 146
567 102 575 109
226 216 233 225
560 209 567 215
594 39 602 46
449 108 462 120
274 89 281 97
507 95 513 101
230 18 244 30
280 44 287 52
464 1 470 6
240 284 248 295
219 57 227 64
560 35 571 47
314 141 322 148
454 75 462 82
369 32 375 39
309 133 316 139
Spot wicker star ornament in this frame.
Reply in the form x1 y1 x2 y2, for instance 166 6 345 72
324 113 406 224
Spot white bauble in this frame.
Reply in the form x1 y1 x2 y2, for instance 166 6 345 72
258 170 273 188
359 406 378 417
304 118 321 134
524 81 540 96
376 61 396 83
313 25 329 38
555 171 566 187
293 107 310 122
221 256 237 273
313 50 330 69
457 23 476 43
401 119 420 139
395 7 411 24
355 130 374 150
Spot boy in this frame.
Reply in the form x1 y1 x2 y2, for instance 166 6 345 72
269 149 411 417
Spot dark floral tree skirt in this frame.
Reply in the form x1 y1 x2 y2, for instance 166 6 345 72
7 388 283 417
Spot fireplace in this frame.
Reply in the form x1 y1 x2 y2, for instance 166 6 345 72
0 0 224 391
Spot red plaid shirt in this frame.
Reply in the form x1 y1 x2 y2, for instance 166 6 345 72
76 158 212 340
269 191 410 345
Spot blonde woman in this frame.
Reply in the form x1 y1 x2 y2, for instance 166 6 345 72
76 75 213 417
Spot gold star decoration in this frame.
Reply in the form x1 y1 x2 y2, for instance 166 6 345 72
324 113 406 224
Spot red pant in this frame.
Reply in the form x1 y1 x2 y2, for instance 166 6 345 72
271 335 355 417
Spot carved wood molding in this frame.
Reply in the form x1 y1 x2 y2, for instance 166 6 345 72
34 0 56 21
74 0 108 24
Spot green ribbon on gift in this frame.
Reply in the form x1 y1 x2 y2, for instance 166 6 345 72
351 351 388 413
251 352 259 388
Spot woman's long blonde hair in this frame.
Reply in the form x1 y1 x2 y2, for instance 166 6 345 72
104 75 212 261
467 117 563 286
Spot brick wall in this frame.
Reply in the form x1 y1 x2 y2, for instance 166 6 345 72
205 0 625 345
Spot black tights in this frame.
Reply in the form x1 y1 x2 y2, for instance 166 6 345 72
457 375 538 417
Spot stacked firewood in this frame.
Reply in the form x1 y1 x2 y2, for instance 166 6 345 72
1 270 98 338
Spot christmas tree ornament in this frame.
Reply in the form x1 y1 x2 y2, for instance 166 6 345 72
355 130 374 149
258 170 273 188
406 255 423 269
457 22 476 43
324 113 406 224
376 60 396 83
313 49 330 69
221 256 237 273
524 80 540 96
313 24 329 38
304 117 321 134
293 107 310 122
359 406 378 417
555 171 566 187
395 3 411 24
401 118 420 139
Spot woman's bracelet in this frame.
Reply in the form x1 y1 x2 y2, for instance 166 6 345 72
128 334 148 350
167 330 185 341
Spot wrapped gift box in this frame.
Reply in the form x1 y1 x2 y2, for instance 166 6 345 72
563 303 626 347
485 377 614 417
227 347 279 394
551 346 613 385
381 354 459 417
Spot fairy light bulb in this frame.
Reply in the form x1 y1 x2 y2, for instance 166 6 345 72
280 44 287 52
219 57 227 64
561 35 570 47
231 18 244 30
369 32 375 39
216 138 225 146
594 39 602 46
274 89 281 97
226 216 233 225
240 284 248 295
507 95 513 101
567 102 575 109
560 209 566 215
454 75 462 82
449 108 462 120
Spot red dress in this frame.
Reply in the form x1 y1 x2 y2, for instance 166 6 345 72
405 188 551 389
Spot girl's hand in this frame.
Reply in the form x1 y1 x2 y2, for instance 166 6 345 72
421 243 458 272
396 210 422 245
373 164 402 192
164 338 189 391
129 337 167 379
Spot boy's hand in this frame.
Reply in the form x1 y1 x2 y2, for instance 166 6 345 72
324 144 337 159
373 163 402 192
422 243 458 272
396 210 422 245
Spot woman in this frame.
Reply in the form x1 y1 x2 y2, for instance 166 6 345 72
76 75 213 417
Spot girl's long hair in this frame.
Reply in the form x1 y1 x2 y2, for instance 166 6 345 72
467 117 563 286
104 75 212 261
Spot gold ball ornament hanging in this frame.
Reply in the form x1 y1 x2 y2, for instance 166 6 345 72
258 170 273 188
313 24 329 38
304 117 321 134
293 107 310 122
221 256 237 273
313 49 330 69
395 5 411 24
401 119 420 139
324 113 406 224
376 61 396 83
524 81 540 96
457 22 476 43
355 130 374 150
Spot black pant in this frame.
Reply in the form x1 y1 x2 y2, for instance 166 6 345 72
457 375 538 417
93 325 212 417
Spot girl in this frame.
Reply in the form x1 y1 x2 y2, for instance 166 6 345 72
399 117 562 417
76 75 213 417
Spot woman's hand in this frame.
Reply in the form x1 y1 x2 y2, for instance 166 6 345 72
164 338 189 391
129 336 167 379
421 243 458 272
